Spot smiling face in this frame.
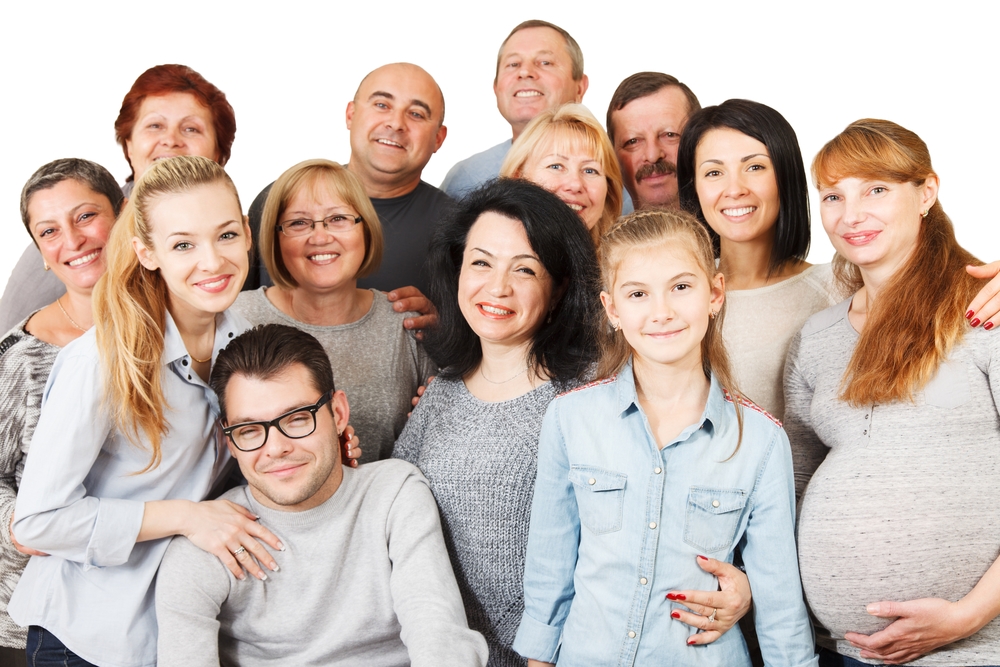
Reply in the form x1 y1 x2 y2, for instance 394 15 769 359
278 180 367 293
611 86 691 209
601 241 724 371
694 128 780 249
458 212 556 349
346 64 447 192
819 175 936 279
520 134 607 231
224 364 350 512
27 178 116 294
494 27 588 138
125 92 220 181
133 182 250 323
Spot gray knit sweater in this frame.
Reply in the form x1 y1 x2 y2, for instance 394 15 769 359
393 377 564 667
784 298 1000 665
232 288 436 462
0 317 59 649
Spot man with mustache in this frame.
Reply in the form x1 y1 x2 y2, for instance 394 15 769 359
607 71 701 210
440 20 588 200
155 324 487 667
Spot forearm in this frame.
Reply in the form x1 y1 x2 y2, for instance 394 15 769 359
953 554 1000 637
137 499 195 543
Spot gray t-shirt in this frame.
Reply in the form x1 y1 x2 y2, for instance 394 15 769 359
155 460 488 667
440 140 511 200
230 288 436 463
0 247 64 334
784 298 1000 665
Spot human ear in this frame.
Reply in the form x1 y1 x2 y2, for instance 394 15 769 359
434 124 448 153
710 272 726 313
576 74 590 102
331 390 351 435
600 290 619 329
132 236 158 271
920 174 939 214
243 216 253 252
345 101 355 130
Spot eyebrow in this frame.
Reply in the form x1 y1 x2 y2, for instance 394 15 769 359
469 247 541 262
32 201 103 228
504 48 557 60
369 90 433 116
619 272 697 288
227 400 313 426
698 153 770 168
166 218 241 240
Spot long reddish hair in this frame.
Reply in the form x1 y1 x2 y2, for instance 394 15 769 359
114 64 236 181
813 119 985 405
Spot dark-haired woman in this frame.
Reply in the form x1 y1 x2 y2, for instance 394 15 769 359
0 64 238 332
677 99 1000 419
786 119 1000 666
392 179 600 666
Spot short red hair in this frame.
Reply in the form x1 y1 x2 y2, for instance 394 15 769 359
114 64 236 180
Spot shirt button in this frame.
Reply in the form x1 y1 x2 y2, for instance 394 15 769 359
865 414 869 419
649 522 657 529
628 631 636 638
654 467 662 474
181 359 188 366
187 375 192 380
863 430 868 435
640 577 647 585
712 500 720 508
588 478 596 485
228 332 234 338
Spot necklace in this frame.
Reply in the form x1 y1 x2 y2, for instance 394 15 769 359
189 351 212 364
56 296 89 333
480 363 528 385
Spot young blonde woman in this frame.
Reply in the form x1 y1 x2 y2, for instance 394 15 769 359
499 103 623 244
9 156 282 667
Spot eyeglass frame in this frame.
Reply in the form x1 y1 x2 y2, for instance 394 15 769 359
221 390 335 452
276 213 363 237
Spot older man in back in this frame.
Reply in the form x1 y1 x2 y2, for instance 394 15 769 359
606 71 701 211
440 20 588 200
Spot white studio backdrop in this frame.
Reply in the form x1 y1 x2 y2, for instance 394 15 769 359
2 0 997 295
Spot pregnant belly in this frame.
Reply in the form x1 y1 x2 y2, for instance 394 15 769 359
796 447 1000 638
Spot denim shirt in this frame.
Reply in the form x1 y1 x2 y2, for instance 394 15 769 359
513 361 817 667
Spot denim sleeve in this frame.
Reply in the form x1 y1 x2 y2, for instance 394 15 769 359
13 344 143 567
513 400 580 662
740 428 818 667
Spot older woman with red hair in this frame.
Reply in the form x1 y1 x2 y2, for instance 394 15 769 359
0 64 237 331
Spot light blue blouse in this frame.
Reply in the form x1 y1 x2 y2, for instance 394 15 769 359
513 361 817 667
9 309 247 667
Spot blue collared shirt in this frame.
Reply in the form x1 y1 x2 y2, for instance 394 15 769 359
513 361 817 667
10 309 247 667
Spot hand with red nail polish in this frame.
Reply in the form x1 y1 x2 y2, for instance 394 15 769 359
666 555 752 646
965 261 1000 332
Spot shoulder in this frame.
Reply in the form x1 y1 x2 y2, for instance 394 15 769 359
800 263 847 304
441 141 511 195
556 375 616 400
356 458 425 490
413 181 456 209
725 390 783 428
230 288 266 318
798 296 852 339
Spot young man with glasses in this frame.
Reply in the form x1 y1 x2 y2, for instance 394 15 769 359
154 324 487 666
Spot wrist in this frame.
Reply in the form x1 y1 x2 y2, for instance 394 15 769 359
953 597 992 639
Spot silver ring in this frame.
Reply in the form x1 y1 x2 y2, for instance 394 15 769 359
232 546 247 557
707 608 717 624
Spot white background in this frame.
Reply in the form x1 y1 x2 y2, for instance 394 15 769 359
2 0 997 294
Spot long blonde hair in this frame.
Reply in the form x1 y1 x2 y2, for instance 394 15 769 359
500 103 623 243
597 209 744 446
813 119 984 405
93 155 240 472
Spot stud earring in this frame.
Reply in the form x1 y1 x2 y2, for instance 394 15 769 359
709 310 717 320
921 210 928 218
43 262 50 271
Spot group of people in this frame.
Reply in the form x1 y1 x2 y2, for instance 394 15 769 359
1 17 1000 667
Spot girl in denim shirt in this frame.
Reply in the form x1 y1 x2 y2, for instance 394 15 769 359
513 209 817 667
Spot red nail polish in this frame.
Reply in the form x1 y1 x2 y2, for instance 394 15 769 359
697 555 708 560
986 322 995 331
687 638 696 645
671 611 680 618
971 318 981 327
676 593 686 600
967 310 975 320
666 593 677 600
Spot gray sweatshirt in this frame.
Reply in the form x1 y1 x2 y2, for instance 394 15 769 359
155 459 488 667
784 298 1000 665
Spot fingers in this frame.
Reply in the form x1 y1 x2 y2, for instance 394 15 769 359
387 285 420 302
684 630 722 646
341 430 361 468
965 262 1000 330
865 600 900 618
402 313 438 331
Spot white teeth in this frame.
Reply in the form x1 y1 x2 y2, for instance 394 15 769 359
514 91 542 97
377 139 403 147
310 253 337 261
722 206 756 217
201 278 226 289
481 305 513 315
68 250 100 266
565 204 583 211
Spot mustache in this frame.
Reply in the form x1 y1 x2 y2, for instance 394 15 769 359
635 159 677 182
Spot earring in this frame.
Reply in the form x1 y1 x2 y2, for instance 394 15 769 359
709 310 717 320
611 321 621 332
43 262 50 271
921 210 929 218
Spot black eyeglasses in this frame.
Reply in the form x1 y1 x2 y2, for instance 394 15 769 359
222 391 333 451
276 214 363 237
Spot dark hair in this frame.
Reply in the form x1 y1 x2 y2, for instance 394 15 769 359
425 178 600 383
20 158 125 245
211 324 334 423
496 20 585 82
114 64 236 181
677 98 810 273
606 72 701 146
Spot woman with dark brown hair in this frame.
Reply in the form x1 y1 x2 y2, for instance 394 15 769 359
786 119 1000 666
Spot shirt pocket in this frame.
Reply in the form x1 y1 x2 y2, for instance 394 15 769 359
569 465 627 535
683 487 747 554
922 359 971 409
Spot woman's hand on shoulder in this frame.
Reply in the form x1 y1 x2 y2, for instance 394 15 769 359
341 424 361 468
387 286 438 339
665 555 752 644
408 376 436 417
846 597 980 664
966 261 1000 331
182 499 284 581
